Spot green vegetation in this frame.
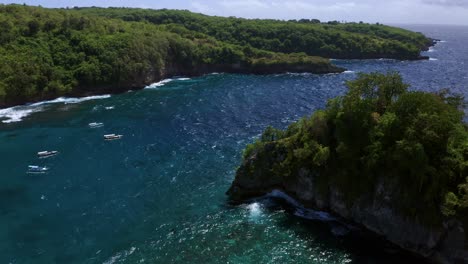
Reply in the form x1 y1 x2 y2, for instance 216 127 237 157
0 4 431 107
240 72 467 225
76 8 431 59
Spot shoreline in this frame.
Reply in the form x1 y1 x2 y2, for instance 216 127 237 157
0 39 437 115
0 53 433 110
0 37 437 110
246 189 432 263
0 67 345 110
227 173 452 264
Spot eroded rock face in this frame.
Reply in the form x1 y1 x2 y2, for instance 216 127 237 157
227 143 285 201
227 152 468 264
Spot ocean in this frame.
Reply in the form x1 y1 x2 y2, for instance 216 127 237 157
0 24 467 263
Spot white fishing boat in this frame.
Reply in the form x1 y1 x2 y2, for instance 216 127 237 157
27 165 49 173
37 150 59 158
89 122 104 128
104 134 123 140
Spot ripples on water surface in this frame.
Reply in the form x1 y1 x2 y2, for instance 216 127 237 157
0 25 467 263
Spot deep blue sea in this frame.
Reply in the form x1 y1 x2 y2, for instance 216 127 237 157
0 25 467 264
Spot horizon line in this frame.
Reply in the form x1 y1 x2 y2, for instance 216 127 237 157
2 3 468 27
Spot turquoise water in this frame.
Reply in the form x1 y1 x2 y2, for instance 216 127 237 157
1 25 467 263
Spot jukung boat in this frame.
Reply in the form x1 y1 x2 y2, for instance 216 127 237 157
104 134 123 140
89 122 104 128
37 150 59 158
27 165 49 174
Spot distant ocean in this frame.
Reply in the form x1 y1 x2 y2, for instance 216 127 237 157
0 24 467 264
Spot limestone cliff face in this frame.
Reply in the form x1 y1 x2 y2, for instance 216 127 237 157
227 149 468 264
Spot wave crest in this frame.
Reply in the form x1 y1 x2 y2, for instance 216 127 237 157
0 95 111 123
145 77 192 89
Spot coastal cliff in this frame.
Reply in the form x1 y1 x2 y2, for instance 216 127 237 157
0 4 431 109
228 164 467 263
227 72 468 264
15 57 344 109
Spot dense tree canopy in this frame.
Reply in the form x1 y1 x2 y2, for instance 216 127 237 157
0 5 431 107
242 72 467 225
77 7 431 60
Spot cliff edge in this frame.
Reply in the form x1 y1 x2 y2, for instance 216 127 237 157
228 72 468 264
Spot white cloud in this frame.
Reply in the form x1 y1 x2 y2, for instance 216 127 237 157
2 0 468 25
219 0 269 9
422 0 468 8
185 0 468 25
190 1 213 13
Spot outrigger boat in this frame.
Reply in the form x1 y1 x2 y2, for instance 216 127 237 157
27 165 49 174
37 150 59 158
89 122 104 128
104 134 123 140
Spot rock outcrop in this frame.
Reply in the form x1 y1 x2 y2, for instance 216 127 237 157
227 71 468 264
227 149 468 264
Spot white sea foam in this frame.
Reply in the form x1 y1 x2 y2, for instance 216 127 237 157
343 70 355 74
0 94 111 124
286 72 312 76
429 58 438 61
145 79 176 88
247 202 262 219
145 77 192 89
103 247 137 264
427 47 435 53
0 106 44 123
31 94 111 106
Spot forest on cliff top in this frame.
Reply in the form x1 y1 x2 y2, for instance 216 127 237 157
0 4 430 107
237 72 467 227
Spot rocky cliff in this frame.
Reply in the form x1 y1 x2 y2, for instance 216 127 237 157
228 154 468 263
227 72 468 264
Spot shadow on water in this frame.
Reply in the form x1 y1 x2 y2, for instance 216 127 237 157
252 197 430 264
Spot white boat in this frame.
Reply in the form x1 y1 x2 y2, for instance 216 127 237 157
104 134 123 140
89 122 104 128
37 150 59 158
27 165 49 173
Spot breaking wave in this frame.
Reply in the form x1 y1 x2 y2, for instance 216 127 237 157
0 95 111 123
31 95 111 106
0 106 43 124
145 77 192 89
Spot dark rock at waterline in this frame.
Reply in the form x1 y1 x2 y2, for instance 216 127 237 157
228 149 468 264
0 62 344 109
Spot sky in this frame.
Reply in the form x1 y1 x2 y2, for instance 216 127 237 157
1 0 468 25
